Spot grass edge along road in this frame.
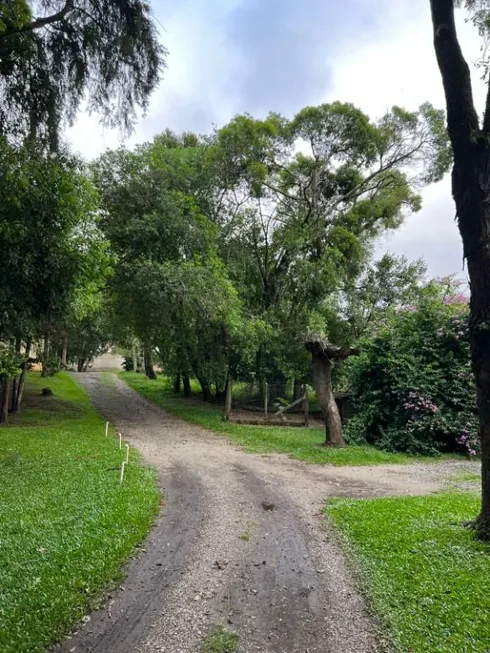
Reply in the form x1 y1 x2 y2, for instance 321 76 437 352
121 372 440 466
326 492 490 653
0 372 159 653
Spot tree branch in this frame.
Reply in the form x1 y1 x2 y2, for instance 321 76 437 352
0 0 75 40
429 0 480 147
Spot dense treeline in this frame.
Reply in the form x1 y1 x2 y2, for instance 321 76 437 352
0 97 452 433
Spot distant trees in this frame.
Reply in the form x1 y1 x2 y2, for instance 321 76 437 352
91 100 449 438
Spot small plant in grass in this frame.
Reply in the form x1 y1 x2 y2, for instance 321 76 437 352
201 625 239 653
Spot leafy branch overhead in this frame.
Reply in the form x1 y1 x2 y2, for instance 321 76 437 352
0 1 166 147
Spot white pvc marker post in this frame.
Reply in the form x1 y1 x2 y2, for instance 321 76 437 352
125 444 130 465
118 432 122 449
120 461 126 485
105 421 109 437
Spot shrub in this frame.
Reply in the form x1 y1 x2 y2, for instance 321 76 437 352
345 280 479 455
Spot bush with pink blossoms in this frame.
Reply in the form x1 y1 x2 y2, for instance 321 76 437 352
346 280 479 455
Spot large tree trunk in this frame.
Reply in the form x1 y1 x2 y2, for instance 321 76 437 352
311 356 344 446
0 377 10 424
430 0 490 539
143 344 156 380
12 340 31 414
183 374 191 398
77 358 85 373
305 334 359 447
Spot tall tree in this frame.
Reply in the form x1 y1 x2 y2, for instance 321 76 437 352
430 0 490 539
217 104 450 444
0 1 165 146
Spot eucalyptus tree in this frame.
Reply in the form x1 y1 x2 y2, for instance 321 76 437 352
217 102 450 443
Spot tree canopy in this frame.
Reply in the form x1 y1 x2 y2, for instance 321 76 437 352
0 1 166 147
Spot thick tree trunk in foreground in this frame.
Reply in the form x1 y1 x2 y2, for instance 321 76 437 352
77 359 85 373
430 0 490 539
0 378 10 424
183 374 191 398
143 344 156 380
305 333 359 447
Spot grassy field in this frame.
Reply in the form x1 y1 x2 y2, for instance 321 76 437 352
327 492 490 653
0 372 159 653
120 372 427 466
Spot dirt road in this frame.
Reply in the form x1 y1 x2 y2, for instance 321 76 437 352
59 373 478 653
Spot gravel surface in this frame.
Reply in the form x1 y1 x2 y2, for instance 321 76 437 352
57 373 480 653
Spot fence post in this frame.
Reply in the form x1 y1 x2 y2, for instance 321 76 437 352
264 382 269 420
303 384 309 427
223 376 233 421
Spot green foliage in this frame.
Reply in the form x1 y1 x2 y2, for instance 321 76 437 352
0 140 101 342
346 280 478 455
0 344 23 379
327 493 490 653
121 372 431 466
0 0 165 146
0 372 158 653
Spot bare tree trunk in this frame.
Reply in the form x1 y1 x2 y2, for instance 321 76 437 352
311 356 344 446
41 334 50 377
293 378 303 401
430 0 490 539
305 334 359 447
143 344 156 380
0 378 10 424
173 373 181 394
61 332 68 368
10 336 21 412
12 340 31 414
223 376 233 421
77 358 85 373
197 376 212 402
132 340 139 372
183 374 191 398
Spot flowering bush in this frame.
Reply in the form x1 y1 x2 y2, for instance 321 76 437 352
345 280 479 456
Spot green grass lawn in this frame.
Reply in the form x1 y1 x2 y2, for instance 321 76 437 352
0 372 159 653
326 493 490 653
120 372 424 466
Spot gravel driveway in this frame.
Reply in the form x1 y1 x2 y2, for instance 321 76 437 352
58 373 480 653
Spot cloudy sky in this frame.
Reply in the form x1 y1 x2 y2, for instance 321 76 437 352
68 0 486 280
